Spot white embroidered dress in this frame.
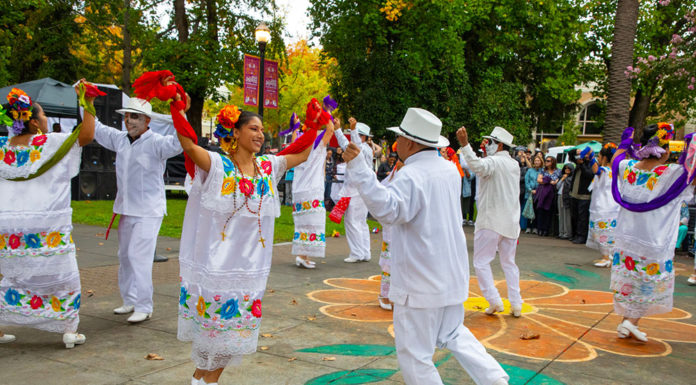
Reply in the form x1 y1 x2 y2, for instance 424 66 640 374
291 143 326 257
178 151 286 370
0 134 82 333
586 166 620 255
611 160 694 318
378 169 397 299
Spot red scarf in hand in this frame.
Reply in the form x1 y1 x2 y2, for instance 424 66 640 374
132 70 187 104
170 100 198 179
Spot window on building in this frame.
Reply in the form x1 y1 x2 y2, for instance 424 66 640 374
578 102 603 135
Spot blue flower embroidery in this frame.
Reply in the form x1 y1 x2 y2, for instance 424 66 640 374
665 260 673 273
218 298 239 320
295 203 302 212
72 293 81 310
294 232 300 240
24 233 41 248
0 137 7 147
220 154 235 175
610 219 617 228
257 179 269 196
636 173 650 185
589 221 594 229
16 150 30 166
4 288 21 306
319 233 326 242
179 287 188 306
612 252 620 266
639 283 654 296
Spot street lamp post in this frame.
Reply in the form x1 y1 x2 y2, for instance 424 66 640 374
255 22 271 117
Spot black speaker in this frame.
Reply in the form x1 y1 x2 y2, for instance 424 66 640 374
93 86 123 129
72 171 117 200
81 142 117 171
164 153 186 185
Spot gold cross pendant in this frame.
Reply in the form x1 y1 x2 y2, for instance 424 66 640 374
221 232 226 241
259 236 266 248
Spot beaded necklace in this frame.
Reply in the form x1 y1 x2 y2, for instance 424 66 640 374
220 153 267 248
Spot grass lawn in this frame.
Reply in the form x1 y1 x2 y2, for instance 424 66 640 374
72 198 381 243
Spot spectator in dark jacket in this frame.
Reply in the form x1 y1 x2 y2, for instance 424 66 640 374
556 163 574 239
568 148 595 244
377 153 397 181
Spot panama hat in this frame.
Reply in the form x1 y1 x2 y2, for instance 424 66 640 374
387 108 449 148
482 126 515 147
355 122 372 137
116 97 153 117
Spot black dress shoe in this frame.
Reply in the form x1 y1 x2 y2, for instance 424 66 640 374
154 254 169 263
571 237 585 244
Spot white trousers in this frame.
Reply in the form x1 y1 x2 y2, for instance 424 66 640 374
394 304 509 385
473 229 522 307
117 215 163 313
344 196 370 260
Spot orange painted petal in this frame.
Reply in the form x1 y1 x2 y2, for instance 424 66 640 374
645 308 691 319
533 313 671 358
323 278 380 293
484 314 596 362
368 275 381 281
319 304 393 322
540 303 615 313
308 289 378 305
464 310 505 341
528 289 613 306
626 317 696 343
519 280 568 299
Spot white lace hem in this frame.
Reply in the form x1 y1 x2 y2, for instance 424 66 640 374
178 317 258 370
0 311 79 333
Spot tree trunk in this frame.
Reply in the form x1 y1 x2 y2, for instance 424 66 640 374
628 83 654 136
122 0 132 94
206 0 218 42
603 0 639 143
174 0 189 43
187 94 204 138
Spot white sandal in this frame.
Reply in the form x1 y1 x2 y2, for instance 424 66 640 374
687 274 696 286
295 256 316 269
617 320 647 342
378 297 393 311
63 332 86 349
0 333 16 343
485 302 505 315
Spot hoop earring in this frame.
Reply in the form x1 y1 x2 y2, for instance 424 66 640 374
231 138 238 152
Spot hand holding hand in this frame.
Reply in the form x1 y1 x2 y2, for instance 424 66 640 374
343 143 361 163
75 79 96 103
456 126 468 147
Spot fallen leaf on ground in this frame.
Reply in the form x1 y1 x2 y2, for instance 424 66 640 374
145 353 164 360
86 290 95 297
520 329 540 340
290 299 298 305
96 233 104 237
261 333 273 338
260 346 269 351
288 357 297 362
268 289 275 293
321 261 326 264
307 315 316 321
350 313 357 317
166 247 172 251
321 356 336 361
98 242 104 246
581 299 586 304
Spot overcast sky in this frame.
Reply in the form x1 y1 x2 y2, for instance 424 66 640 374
276 0 313 43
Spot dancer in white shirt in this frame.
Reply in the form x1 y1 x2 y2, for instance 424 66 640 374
86 96 182 323
457 126 523 318
343 108 508 385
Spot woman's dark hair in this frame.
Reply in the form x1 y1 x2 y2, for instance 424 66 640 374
599 145 615 160
234 110 262 130
544 156 557 171
640 124 663 147
562 163 574 174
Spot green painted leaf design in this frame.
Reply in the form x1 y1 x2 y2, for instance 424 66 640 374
501 363 566 385
565 266 601 279
297 344 396 356
305 369 397 385
534 270 577 285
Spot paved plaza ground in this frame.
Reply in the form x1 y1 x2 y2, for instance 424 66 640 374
1 223 696 385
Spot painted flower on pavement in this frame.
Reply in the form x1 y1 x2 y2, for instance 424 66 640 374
308 276 696 362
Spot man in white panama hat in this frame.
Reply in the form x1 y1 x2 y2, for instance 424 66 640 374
456 125 523 318
343 108 509 385
83 95 182 323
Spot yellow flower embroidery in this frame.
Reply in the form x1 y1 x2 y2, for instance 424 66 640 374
221 177 235 195
381 242 388 252
302 201 311 210
51 296 62 312
29 149 41 162
598 222 606 229
645 263 660 276
623 167 630 180
0 234 5 249
46 232 62 248
646 177 657 191
196 296 207 317
300 233 308 241
0 149 4 160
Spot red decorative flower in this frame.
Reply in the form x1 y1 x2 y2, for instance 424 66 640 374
624 256 635 271
312 200 319 208
4 150 16 165
31 135 47 146
620 283 633 296
8 234 20 249
654 165 668 176
244 294 250 301
309 233 317 241
627 171 637 184
239 178 254 196
261 160 272 175
251 299 262 318
30 295 43 309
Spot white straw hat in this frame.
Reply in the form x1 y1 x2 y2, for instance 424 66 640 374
387 108 449 148
116 97 153 117
482 126 515 147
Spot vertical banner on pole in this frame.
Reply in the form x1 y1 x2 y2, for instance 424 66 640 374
243 54 260 107
263 59 279 109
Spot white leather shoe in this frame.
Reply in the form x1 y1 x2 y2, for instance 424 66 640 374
378 298 393 311
63 333 86 349
511 305 522 318
687 274 696 286
617 320 648 342
485 302 505 315
344 256 362 263
127 311 152 323
491 378 509 385
594 258 611 267
113 305 135 314
0 333 16 343
295 257 316 269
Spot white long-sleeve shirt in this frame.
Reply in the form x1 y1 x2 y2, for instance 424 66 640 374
334 129 373 197
93 119 182 217
347 149 469 308
460 144 520 239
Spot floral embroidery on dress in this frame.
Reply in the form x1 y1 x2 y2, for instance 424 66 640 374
178 285 263 332
0 287 80 320
589 219 617 230
292 199 325 213
0 135 46 167
218 154 275 199
293 231 326 244
0 231 73 258
623 163 667 191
